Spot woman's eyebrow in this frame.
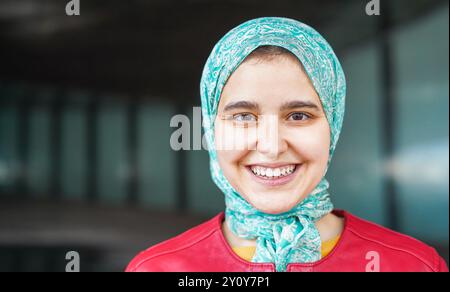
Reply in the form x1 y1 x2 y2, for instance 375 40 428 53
279 100 321 111
223 100 259 112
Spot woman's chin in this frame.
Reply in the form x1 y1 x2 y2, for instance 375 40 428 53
246 197 297 215
240 188 309 215
256 206 293 215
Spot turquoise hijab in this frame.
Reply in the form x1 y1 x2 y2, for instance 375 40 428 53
200 17 346 271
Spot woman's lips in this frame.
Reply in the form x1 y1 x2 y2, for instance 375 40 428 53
245 164 301 187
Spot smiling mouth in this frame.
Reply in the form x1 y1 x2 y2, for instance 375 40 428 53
247 164 299 180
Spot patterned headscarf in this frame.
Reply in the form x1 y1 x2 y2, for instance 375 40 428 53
200 17 346 271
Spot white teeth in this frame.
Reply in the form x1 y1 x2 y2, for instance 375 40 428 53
273 168 281 177
250 165 297 179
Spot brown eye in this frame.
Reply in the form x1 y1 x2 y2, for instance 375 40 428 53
288 112 310 121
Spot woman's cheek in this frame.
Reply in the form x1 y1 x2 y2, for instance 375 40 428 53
215 122 257 152
216 149 241 170
215 127 250 172
215 148 248 195
288 125 330 163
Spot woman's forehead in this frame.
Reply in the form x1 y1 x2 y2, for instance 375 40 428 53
218 58 323 112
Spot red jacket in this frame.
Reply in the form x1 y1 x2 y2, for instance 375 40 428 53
126 210 448 272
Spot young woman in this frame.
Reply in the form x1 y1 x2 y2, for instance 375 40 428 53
127 17 448 272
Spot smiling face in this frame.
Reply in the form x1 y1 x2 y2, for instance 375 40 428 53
214 50 331 215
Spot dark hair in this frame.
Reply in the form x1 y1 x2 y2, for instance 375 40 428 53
244 45 297 63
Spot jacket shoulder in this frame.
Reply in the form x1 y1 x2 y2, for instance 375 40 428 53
344 211 447 272
125 213 223 272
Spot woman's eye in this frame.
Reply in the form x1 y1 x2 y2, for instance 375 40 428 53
288 112 310 121
233 113 257 122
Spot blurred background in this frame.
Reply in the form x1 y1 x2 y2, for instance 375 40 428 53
0 0 448 272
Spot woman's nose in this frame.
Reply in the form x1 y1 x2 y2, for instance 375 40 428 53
256 115 288 159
